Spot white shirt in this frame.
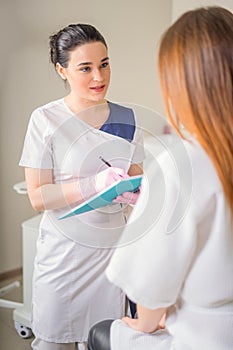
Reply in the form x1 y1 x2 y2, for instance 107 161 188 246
20 98 144 247
107 138 233 350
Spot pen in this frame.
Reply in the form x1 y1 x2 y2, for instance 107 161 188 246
99 156 125 179
99 156 139 194
99 157 125 207
99 156 112 168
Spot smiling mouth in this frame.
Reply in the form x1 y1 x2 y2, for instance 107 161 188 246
90 85 105 92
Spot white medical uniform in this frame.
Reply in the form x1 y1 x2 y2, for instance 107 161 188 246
19 98 144 343
106 139 233 350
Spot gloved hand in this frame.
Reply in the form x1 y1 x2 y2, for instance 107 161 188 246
78 167 128 200
95 167 129 192
113 186 141 206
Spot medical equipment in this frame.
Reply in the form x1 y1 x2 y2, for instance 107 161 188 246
14 182 41 338
0 181 41 338
13 213 41 338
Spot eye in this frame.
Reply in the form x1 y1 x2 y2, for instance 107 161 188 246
100 62 109 69
79 66 91 73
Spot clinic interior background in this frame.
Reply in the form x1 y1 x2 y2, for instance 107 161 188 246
0 0 232 277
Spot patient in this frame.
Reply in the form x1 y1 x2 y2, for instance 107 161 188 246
87 6 233 350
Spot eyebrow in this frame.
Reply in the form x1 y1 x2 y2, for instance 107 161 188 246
77 57 109 67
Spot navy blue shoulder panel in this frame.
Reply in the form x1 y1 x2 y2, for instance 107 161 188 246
100 102 136 142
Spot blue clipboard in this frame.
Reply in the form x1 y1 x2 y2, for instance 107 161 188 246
59 175 142 220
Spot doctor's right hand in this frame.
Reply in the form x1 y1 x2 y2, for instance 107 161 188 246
95 167 129 192
78 167 128 200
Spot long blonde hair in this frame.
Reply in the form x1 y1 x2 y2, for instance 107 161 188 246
158 6 233 217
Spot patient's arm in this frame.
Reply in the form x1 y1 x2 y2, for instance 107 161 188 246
122 304 167 333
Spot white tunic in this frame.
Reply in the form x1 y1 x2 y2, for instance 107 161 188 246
19 98 144 342
106 139 233 350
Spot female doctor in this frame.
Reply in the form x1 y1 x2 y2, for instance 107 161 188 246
19 24 144 350
87 6 233 350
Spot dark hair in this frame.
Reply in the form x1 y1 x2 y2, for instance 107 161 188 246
49 23 107 68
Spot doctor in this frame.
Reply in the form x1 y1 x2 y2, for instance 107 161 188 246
19 24 144 350
88 6 233 350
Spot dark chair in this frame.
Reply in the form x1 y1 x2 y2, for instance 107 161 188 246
87 319 113 350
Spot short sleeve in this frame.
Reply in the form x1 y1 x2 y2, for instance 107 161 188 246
106 147 197 309
19 108 53 169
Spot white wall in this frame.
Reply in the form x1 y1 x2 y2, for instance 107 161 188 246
0 0 172 274
172 0 233 20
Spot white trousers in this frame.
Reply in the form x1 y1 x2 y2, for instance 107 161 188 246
110 320 172 350
31 338 87 350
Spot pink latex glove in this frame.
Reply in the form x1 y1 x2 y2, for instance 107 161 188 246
95 167 129 192
113 185 141 205
78 167 128 200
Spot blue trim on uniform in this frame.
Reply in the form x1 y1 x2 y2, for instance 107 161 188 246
100 102 136 142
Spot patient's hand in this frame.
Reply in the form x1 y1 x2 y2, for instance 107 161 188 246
122 309 166 333
122 316 145 332
122 316 163 334
158 313 166 329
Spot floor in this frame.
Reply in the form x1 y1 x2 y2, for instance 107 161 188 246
0 275 34 349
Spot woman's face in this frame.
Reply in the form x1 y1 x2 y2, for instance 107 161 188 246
57 41 110 105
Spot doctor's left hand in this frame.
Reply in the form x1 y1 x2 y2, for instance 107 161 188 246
113 186 141 206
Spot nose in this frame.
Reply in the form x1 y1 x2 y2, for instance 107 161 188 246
92 68 103 82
